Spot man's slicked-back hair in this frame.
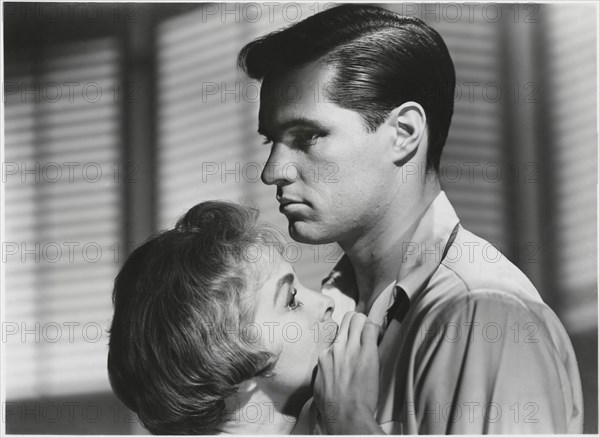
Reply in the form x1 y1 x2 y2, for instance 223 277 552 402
238 4 456 172
107 201 284 434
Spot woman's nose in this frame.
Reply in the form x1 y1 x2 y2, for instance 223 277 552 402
320 294 335 322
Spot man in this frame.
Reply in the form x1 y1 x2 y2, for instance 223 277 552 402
238 4 583 434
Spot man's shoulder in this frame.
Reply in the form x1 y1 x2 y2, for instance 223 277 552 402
434 226 542 304
408 225 557 333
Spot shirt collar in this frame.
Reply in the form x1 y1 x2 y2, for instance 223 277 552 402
322 191 460 305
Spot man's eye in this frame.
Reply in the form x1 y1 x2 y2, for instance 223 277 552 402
286 287 303 310
292 132 319 149
262 136 273 146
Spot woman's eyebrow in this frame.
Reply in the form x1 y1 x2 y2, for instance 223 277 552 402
273 273 295 305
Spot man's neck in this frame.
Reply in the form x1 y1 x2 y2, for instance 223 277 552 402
341 180 441 315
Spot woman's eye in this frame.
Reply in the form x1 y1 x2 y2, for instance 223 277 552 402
286 287 303 310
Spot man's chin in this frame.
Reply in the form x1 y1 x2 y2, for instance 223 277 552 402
288 221 334 245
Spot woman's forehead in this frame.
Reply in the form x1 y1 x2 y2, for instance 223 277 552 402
241 248 289 300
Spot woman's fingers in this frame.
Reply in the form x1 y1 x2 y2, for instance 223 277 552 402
334 311 357 346
314 314 381 434
334 312 379 351
347 312 368 348
360 321 381 347
335 311 354 344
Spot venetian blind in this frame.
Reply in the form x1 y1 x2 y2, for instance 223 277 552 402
408 4 509 248
543 4 597 332
4 38 121 399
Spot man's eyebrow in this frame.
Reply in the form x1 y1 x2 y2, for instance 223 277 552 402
273 273 295 305
258 117 328 138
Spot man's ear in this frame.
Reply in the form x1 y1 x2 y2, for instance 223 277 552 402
391 102 427 166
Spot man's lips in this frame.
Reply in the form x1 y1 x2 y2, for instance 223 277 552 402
279 202 305 213
279 199 303 206
277 196 309 213
277 194 304 205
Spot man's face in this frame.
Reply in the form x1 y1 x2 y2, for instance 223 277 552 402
258 61 397 245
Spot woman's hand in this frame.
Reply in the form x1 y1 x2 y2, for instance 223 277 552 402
313 311 384 434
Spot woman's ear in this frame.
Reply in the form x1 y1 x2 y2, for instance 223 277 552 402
391 101 427 166
237 379 258 394
224 378 258 412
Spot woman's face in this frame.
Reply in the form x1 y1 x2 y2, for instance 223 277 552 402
250 254 337 404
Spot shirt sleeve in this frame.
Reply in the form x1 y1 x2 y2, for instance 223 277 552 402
409 290 583 434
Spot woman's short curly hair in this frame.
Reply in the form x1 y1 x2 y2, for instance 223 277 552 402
107 201 285 434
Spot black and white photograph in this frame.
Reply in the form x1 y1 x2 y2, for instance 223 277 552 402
2 1 598 435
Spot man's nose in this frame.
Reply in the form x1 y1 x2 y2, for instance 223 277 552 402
261 143 298 186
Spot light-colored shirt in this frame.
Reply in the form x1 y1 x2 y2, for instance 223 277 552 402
297 191 583 434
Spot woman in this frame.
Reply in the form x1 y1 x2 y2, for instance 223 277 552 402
107 201 371 434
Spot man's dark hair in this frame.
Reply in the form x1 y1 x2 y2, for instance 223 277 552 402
107 201 283 434
238 4 455 172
